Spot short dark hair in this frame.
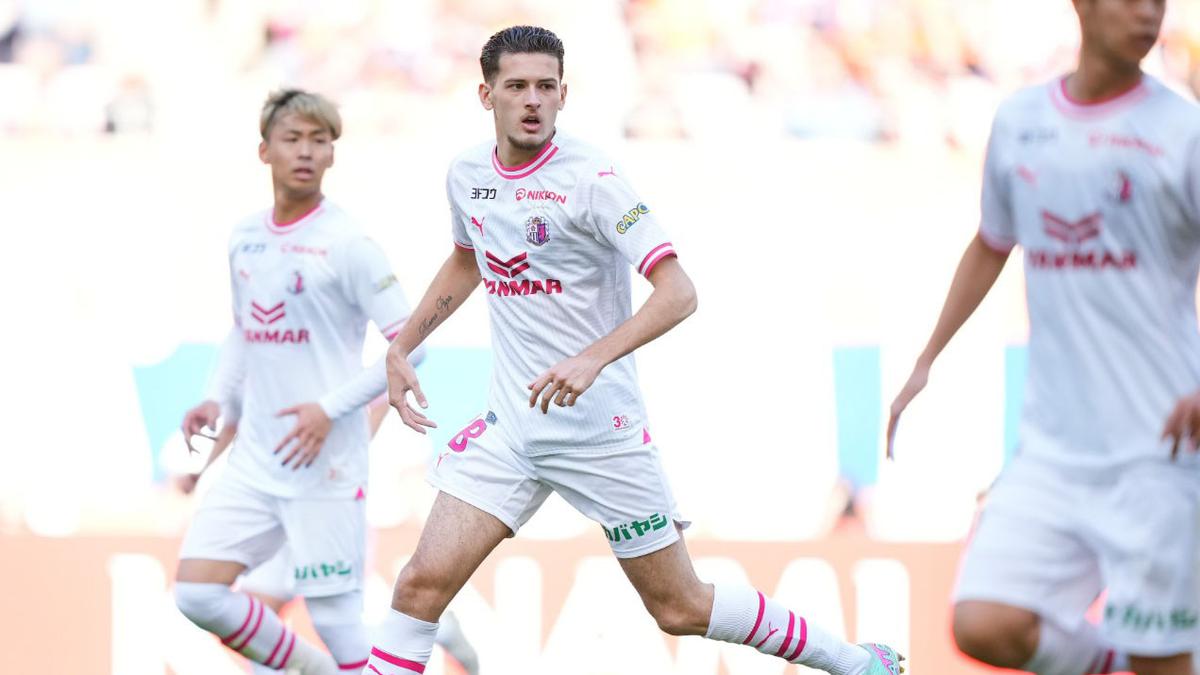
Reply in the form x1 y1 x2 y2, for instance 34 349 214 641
480 25 564 84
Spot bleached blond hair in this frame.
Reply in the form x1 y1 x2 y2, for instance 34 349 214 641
259 88 342 141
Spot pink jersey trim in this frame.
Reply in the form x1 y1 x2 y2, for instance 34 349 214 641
379 317 406 335
743 591 766 644
492 143 559 180
977 227 1015 254
370 647 426 673
642 250 677 277
266 200 324 235
1049 76 1149 120
339 659 370 670
638 243 677 277
221 597 257 645
454 240 475 251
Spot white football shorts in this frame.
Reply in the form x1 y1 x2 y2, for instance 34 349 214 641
954 455 1200 656
427 411 688 559
179 475 366 598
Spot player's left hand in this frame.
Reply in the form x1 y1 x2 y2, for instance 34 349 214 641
274 402 332 469
528 354 605 414
1163 390 1200 460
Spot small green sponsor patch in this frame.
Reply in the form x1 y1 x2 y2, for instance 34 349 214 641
1105 603 1199 633
602 513 670 542
294 560 354 580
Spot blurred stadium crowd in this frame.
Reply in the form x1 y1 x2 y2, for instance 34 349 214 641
3 0 1199 146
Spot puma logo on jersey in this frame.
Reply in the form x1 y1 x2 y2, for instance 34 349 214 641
471 216 485 235
598 166 617 178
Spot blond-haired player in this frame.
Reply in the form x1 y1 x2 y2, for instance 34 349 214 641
174 89 418 675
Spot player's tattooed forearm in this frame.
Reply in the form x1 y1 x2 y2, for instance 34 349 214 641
418 314 438 337
417 296 451 336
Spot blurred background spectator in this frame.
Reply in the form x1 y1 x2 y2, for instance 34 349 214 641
0 0 1194 144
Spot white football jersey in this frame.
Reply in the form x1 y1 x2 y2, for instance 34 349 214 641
446 131 677 454
212 200 412 498
979 75 1200 474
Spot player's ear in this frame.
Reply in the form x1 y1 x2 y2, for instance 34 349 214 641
258 140 269 164
479 82 494 111
328 142 335 168
559 82 567 111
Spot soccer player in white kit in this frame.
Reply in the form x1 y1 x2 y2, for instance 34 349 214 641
174 89 419 675
887 2 1200 675
362 25 904 675
178 395 481 675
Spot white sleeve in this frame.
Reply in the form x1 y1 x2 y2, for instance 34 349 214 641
205 238 246 418
978 114 1017 253
318 236 420 419
447 166 474 250
1185 134 1200 232
205 326 246 419
581 165 678 277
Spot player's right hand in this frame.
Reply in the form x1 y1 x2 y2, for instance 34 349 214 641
1162 389 1200 460
181 400 221 454
886 361 931 459
175 473 201 495
387 341 437 434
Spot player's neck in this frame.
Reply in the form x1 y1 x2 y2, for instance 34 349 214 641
1067 48 1143 104
272 190 324 226
496 132 555 168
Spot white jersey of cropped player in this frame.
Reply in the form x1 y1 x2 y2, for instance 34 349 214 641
888 2 1200 671
209 200 413 498
445 131 676 455
979 74 1200 477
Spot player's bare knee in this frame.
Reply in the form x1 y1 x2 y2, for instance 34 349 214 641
952 601 1038 666
644 594 709 637
1129 653 1195 675
392 560 452 617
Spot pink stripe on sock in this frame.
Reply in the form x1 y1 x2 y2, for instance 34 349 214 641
742 591 766 645
278 632 296 669
340 659 369 670
1100 649 1115 674
786 616 808 662
774 611 796 657
232 599 264 651
221 596 257 645
265 628 289 667
370 646 426 673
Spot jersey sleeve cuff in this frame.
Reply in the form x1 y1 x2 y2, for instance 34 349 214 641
978 226 1016 253
454 240 474 251
638 242 676 277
